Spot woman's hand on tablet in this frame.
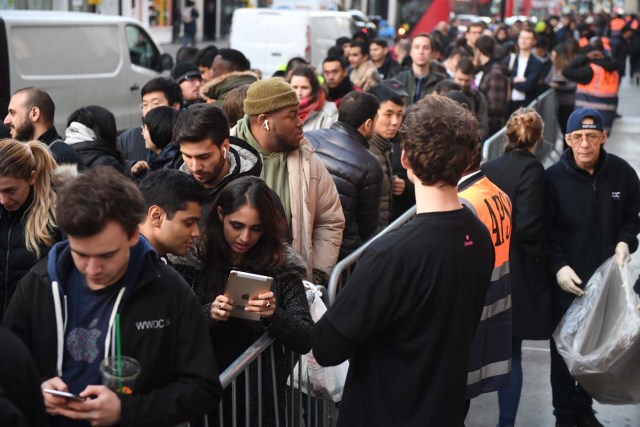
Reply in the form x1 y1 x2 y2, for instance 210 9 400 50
211 295 233 321
246 291 276 319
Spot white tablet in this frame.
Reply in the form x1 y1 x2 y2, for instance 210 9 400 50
224 270 274 321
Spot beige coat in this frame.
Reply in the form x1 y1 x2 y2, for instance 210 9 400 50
229 128 345 282
287 138 345 281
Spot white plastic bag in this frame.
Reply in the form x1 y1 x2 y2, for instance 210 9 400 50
553 257 640 404
288 281 349 402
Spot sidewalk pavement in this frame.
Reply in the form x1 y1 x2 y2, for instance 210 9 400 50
466 77 640 427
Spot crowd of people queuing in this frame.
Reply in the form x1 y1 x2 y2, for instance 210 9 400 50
0 9 640 427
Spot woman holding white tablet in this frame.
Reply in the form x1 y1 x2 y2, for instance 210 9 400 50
195 176 313 424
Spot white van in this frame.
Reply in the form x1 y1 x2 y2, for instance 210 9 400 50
229 8 352 77
0 11 173 133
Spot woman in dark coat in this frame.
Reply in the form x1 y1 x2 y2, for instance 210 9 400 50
0 140 60 319
481 107 551 427
194 176 313 425
65 105 126 174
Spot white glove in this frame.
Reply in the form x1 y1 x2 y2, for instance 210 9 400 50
615 242 630 267
556 266 584 296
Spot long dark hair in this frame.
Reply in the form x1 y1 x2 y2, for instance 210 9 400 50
201 177 287 298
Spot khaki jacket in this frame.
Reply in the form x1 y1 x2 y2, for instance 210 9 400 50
229 125 345 281
287 138 344 280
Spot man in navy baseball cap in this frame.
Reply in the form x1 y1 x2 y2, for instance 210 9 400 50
547 106 640 427
564 108 606 173
565 107 604 134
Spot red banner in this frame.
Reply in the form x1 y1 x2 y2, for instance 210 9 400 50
410 0 450 37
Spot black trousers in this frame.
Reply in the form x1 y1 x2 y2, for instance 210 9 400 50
550 307 594 423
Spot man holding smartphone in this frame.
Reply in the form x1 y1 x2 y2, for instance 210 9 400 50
2 167 221 426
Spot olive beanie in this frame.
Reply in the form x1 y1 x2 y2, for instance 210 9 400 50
244 78 299 115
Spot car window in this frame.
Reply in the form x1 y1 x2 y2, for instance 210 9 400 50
10 25 121 75
126 25 160 70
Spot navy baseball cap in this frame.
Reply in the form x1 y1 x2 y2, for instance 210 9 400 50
566 108 604 133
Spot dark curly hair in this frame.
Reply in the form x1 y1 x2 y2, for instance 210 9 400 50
400 96 477 186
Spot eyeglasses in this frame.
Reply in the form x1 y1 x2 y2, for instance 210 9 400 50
140 100 164 110
569 132 601 143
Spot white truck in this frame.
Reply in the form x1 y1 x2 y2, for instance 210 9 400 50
230 8 352 77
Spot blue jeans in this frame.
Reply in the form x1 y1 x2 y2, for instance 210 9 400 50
497 340 523 427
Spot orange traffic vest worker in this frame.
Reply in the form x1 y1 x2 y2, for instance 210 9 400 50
610 16 625 37
458 169 513 400
575 63 619 132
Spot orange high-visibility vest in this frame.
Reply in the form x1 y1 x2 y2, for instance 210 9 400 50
458 174 512 398
575 63 619 130
610 17 625 36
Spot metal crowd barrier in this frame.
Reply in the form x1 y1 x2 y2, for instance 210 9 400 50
193 285 337 427
198 88 567 427
482 89 564 167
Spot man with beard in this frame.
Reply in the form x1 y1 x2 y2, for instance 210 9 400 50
4 87 83 167
174 104 262 221
454 57 490 140
171 62 203 108
232 78 344 285
323 55 361 107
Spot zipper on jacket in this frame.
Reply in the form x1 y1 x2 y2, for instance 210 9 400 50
592 179 601 241
3 221 13 313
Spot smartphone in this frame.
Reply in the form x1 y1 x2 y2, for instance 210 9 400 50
225 270 273 321
43 388 86 402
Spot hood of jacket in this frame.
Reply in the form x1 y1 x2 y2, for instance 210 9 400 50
64 122 96 145
179 135 262 199
200 71 260 102
149 141 180 170
45 235 158 376
46 235 157 294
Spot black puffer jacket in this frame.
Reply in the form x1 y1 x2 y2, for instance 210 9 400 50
0 192 56 319
305 122 383 259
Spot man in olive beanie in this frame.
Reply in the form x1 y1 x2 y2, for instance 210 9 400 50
232 78 344 284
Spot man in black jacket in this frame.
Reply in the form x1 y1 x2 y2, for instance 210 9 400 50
546 108 640 427
4 87 83 167
117 78 182 166
305 91 382 259
2 167 222 426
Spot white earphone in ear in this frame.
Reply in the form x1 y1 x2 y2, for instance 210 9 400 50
222 147 227 158
264 120 270 131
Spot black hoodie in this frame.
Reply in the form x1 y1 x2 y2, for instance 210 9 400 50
2 237 222 426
